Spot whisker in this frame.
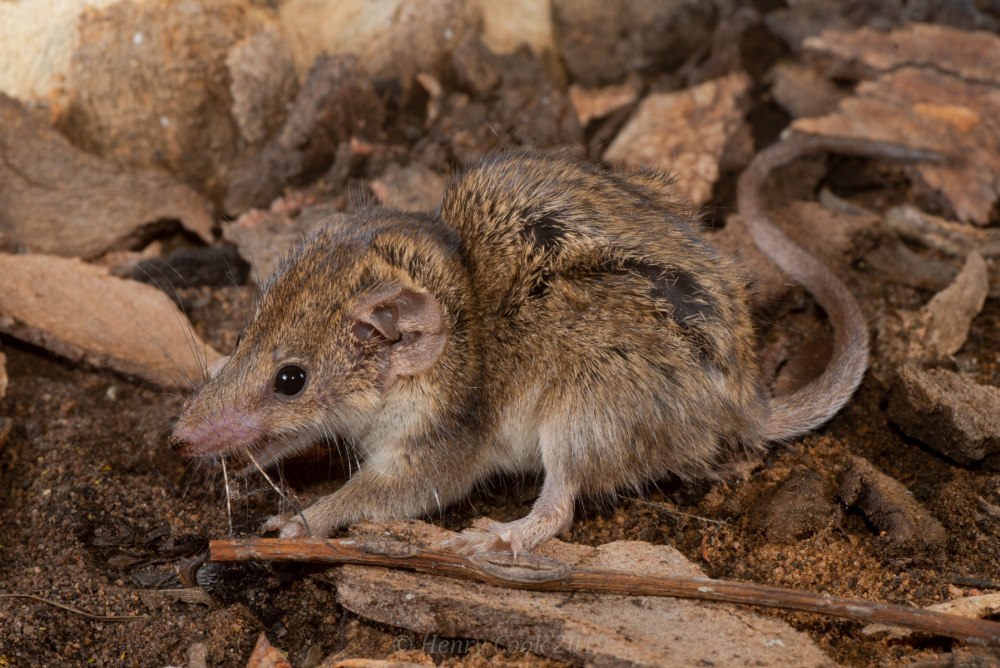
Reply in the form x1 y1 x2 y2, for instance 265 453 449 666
221 456 234 536
132 262 205 387
178 457 202 501
244 448 311 536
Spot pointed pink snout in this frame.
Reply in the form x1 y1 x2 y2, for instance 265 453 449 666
171 409 262 457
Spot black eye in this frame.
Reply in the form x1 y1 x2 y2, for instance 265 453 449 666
273 365 307 396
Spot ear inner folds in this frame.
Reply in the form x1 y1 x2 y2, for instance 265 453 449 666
351 286 447 385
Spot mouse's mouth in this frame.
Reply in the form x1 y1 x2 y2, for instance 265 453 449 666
229 437 290 476
172 411 324 476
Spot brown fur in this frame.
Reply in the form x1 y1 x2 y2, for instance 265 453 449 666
172 144 911 552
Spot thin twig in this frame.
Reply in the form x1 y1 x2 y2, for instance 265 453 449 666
632 498 729 525
0 593 147 623
210 537 1000 647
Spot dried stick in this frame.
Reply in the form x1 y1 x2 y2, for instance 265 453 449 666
0 593 147 622
211 537 1000 647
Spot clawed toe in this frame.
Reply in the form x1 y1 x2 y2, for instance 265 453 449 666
260 514 290 534
261 514 309 538
442 529 511 555
443 519 534 555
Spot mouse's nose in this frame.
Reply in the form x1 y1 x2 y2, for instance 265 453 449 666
170 410 261 457
169 424 197 456
168 434 189 454
167 418 197 457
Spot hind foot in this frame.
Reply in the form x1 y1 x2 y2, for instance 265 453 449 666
445 477 576 555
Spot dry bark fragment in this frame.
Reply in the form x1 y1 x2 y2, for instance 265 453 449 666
552 0 715 87
916 251 989 359
223 206 345 285
887 250 990 364
246 632 292 668
901 0 1000 32
278 0 471 83
767 61 846 119
888 366 1000 469
225 55 385 215
64 0 278 203
333 521 834 668
837 456 948 557
0 94 213 259
0 0 121 103
474 0 555 58
449 35 504 96
187 642 208 668
763 0 883 53
886 205 1000 258
865 239 961 294
875 206 1000 298
227 26 299 148
798 25 1000 224
369 164 446 212
0 253 222 389
567 81 639 126
804 23 1000 83
604 72 751 206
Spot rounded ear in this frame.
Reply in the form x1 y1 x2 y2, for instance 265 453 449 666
350 286 447 382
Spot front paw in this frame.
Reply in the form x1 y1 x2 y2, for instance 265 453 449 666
261 496 346 538
261 513 311 538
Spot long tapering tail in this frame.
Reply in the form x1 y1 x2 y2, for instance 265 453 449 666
736 134 941 442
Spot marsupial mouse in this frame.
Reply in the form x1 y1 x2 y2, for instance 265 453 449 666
171 135 938 553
